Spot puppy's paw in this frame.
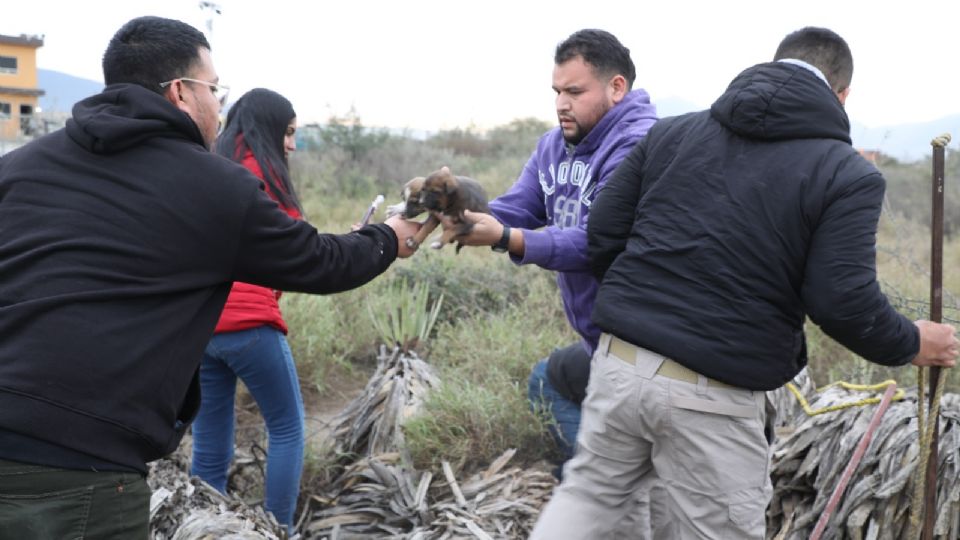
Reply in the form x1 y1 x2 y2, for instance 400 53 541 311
385 202 406 218
429 240 443 250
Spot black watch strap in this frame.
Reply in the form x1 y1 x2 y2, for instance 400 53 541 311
491 225 511 253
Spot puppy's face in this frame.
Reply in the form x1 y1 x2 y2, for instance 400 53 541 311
420 167 457 213
386 176 426 218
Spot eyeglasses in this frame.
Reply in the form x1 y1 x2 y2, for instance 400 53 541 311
159 77 230 106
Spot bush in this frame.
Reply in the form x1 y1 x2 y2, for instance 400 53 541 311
282 288 382 392
391 249 540 328
404 374 558 472
403 269 575 472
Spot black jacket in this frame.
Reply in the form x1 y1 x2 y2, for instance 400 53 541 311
0 84 398 471
588 62 918 391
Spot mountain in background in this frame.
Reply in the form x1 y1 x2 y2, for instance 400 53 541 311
38 69 102 113
654 95 959 163
852 116 960 162
35 70 957 163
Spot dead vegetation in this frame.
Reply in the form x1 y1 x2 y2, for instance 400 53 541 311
768 379 960 539
146 354 960 539
148 439 286 539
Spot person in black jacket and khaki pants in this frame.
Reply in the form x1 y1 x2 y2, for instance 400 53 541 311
531 26 958 539
0 16 420 539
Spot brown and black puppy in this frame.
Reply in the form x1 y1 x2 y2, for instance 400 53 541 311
386 176 427 220
419 166 489 251
386 176 442 249
394 166 488 251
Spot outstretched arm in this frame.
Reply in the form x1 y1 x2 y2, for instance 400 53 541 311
233 189 421 294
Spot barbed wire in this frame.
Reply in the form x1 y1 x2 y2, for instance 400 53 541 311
881 279 960 324
878 183 960 324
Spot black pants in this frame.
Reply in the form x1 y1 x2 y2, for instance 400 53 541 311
0 458 149 540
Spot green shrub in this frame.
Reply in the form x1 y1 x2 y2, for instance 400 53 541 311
282 288 382 392
366 278 443 353
391 249 539 328
404 373 558 473
402 269 574 471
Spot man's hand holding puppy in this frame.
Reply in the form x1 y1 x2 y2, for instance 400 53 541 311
438 210 522 255
383 214 423 258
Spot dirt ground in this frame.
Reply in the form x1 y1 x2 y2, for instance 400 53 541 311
230 363 373 457
301 368 372 454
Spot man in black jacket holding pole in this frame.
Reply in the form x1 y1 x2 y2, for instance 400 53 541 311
532 26 958 539
0 16 419 538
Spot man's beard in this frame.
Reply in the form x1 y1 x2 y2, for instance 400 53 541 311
563 124 585 145
562 121 585 145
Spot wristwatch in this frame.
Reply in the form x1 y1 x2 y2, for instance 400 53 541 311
491 225 511 253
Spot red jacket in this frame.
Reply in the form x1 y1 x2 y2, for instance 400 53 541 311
215 151 302 334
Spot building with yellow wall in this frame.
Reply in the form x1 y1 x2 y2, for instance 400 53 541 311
0 33 44 141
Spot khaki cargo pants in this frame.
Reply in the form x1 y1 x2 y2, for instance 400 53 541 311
532 333 773 539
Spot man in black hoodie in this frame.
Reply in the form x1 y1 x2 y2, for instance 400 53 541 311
531 27 958 538
0 16 420 538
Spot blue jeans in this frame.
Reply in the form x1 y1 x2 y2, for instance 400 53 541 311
528 357 582 468
190 326 305 529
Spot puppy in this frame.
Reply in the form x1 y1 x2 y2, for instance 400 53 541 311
385 176 427 219
395 166 489 251
419 166 489 251
387 176 443 249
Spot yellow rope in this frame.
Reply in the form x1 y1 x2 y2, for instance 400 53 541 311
908 367 950 539
909 367 929 538
907 132 952 538
931 133 952 148
785 379 905 416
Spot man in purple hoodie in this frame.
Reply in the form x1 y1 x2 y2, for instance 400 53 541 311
444 28 658 477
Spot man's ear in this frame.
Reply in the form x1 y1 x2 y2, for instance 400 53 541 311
836 86 851 106
609 74 628 104
161 80 191 113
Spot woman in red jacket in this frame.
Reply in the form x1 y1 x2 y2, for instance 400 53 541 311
190 88 305 531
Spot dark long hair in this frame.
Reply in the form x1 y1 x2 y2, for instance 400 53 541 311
215 88 301 212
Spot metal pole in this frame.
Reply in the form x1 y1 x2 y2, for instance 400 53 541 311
921 136 947 540
810 383 899 540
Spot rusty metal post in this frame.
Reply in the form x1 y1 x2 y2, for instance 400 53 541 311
810 384 899 540
921 136 948 540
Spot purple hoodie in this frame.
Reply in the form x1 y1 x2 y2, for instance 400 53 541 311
489 89 658 353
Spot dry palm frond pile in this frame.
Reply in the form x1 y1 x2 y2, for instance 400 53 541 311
303 346 555 539
330 345 440 457
303 449 555 539
767 382 960 539
148 440 286 539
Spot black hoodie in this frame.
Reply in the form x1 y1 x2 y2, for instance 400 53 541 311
588 62 918 391
0 84 398 471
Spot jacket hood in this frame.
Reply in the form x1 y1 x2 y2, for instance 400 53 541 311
66 83 205 153
710 62 851 144
575 89 658 153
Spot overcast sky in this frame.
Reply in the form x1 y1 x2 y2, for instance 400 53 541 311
4 0 959 132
